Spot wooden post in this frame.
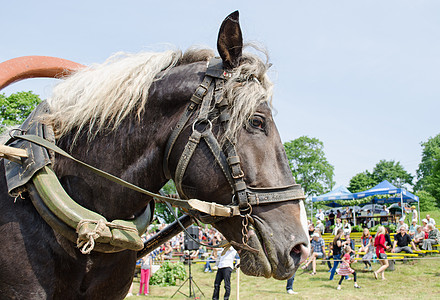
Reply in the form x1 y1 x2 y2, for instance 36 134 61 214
236 261 240 300
0 145 28 163
0 145 28 158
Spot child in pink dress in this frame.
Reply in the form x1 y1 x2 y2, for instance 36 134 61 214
138 253 152 295
337 245 361 290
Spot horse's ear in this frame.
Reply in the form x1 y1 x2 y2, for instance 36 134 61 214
217 11 243 70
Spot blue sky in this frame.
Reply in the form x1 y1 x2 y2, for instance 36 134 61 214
1 1 439 190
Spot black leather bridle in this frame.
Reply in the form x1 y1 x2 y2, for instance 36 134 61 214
162 58 305 226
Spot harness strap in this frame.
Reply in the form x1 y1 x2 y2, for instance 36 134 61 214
163 75 214 180
197 78 215 121
14 135 185 206
223 139 248 210
213 78 225 105
172 64 233 196
188 199 239 217
190 76 213 106
202 131 235 191
247 185 305 205
163 102 198 180
174 130 202 198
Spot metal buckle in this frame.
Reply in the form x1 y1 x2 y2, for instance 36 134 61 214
232 170 244 179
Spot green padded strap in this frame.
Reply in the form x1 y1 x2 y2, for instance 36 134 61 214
15 134 192 209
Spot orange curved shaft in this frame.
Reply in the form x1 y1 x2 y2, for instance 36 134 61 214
0 56 86 90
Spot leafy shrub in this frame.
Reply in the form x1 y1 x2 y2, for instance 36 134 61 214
369 223 396 233
369 224 379 233
150 261 186 287
386 224 396 233
351 225 363 232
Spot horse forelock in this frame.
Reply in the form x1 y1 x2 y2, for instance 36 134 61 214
46 46 272 145
222 52 273 144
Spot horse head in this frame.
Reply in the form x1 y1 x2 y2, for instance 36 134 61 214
3 11 310 282
165 11 310 279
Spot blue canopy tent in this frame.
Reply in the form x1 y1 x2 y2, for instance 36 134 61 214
372 196 418 204
323 201 344 208
312 186 358 224
312 185 355 202
353 180 419 222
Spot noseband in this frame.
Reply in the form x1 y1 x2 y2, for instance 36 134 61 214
162 58 305 224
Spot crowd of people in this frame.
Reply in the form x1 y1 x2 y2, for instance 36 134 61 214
128 211 439 297
315 204 423 235
299 210 440 293
127 224 238 298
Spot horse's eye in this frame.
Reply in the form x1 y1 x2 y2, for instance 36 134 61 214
249 115 265 130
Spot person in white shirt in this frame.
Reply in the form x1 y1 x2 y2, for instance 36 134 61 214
315 220 325 235
411 206 418 223
426 214 436 225
333 218 342 235
212 246 238 300
315 209 325 221
342 219 351 235
396 218 406 232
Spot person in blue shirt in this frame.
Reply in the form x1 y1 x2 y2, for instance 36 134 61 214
301 233 326 275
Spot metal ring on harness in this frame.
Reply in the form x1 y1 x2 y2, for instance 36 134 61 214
240 202 252 217
192 119 212 134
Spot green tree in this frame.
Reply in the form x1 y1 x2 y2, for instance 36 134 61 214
415 190 438 211
155 180 182 223
425 152 440 205
348 171 377 193
0 91 41 133
371 159 413 188
284 136 335 197
415 134 440 191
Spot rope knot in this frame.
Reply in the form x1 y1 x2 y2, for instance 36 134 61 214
76 218 139 254
76 219 108 254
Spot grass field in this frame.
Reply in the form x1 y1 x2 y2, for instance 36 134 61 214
126 254 440 299
126 210 440 299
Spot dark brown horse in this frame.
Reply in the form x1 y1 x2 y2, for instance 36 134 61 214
0 12 309 299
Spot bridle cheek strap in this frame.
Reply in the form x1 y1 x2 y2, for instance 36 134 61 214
174 130 202 198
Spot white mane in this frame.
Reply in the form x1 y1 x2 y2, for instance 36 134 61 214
47 50 182 141
46 47 273 144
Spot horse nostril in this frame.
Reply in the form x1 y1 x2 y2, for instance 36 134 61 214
292 244 302 254
291 243 310 265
